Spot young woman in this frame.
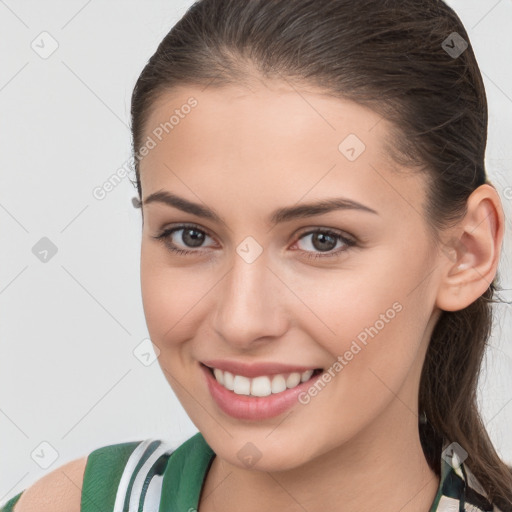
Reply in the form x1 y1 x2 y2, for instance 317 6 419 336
4 0 512 511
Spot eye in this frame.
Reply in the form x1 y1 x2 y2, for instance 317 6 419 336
152 224 215 256
293 228 357 260
152 224 358 260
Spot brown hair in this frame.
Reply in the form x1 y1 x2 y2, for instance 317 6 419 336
129 0 512 507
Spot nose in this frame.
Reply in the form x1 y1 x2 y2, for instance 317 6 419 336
211 248 289 351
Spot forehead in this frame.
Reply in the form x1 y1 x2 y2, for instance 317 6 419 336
138 81 425 222
142 80 385 150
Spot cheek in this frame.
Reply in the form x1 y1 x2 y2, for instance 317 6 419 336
299 264 428 387
295 271 402 347
140 249 211 345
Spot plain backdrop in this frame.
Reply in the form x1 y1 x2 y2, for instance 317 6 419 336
1 0 511 503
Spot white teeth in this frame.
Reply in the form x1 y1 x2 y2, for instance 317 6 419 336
271 374 287 394
223 371 234 391
233 375 251 395
251 376 272 397
301 369 314 382
213 368 224 385
286 372 301 388
211 367 319 396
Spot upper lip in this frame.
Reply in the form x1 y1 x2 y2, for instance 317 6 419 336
201 359 322 378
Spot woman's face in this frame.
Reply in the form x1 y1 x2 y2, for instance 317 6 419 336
139 81 444 471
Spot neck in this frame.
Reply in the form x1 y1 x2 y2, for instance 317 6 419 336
199 402 440 512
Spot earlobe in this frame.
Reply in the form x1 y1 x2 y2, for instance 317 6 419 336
435 184 504 312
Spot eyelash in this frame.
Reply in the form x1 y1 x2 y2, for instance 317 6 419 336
152 223 358 260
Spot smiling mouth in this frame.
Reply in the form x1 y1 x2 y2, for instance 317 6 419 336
202 363 324 397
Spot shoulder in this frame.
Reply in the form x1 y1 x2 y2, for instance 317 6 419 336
5 455 88 512
3 439 171 512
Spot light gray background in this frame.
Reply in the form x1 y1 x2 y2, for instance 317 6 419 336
1 0 511 503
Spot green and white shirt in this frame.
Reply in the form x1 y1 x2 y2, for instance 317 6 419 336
0 433 506 511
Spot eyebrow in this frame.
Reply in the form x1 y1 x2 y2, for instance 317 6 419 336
142 190 378 224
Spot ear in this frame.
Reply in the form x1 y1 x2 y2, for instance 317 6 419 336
435 184 505 312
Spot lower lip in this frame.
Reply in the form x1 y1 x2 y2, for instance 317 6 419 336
200 363 324 420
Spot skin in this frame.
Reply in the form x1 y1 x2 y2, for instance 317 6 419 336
138 79 504 512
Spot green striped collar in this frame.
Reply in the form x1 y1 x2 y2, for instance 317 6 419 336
159 432 215 512
159 433 501 512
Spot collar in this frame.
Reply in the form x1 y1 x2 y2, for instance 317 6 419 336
430 439 500 511
159 433 501 512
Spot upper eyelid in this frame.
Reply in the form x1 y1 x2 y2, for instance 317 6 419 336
164 223 216 241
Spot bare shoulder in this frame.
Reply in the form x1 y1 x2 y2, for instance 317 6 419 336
13 455 88 512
